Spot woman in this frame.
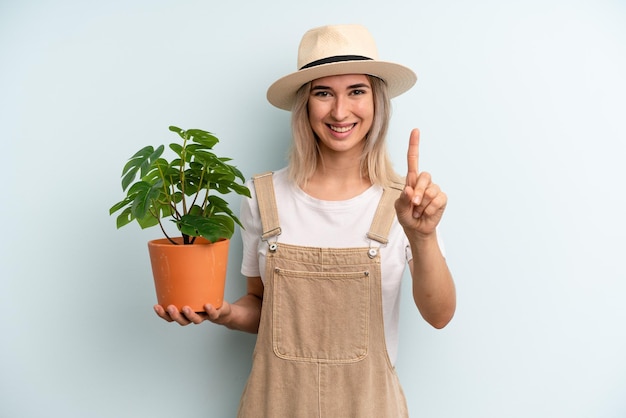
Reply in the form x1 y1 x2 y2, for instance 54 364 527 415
155 24 456 417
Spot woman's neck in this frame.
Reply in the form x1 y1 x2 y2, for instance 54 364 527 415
302 160 372 201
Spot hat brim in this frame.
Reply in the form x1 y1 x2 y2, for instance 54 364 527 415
266 60 417 110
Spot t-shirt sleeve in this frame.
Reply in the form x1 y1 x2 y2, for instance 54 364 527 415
239 180 263 278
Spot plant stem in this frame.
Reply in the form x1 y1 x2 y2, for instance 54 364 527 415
190 164 206 210
179 131 188 215
158 218 177 245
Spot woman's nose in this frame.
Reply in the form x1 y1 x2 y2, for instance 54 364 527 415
330 95 349 120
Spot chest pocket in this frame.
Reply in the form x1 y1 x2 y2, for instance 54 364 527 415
272 267 370 363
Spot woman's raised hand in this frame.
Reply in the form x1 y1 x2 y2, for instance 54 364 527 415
395 128 447 237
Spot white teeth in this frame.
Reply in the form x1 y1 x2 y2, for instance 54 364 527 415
330 124 354 133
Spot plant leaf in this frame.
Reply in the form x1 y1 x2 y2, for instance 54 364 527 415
140 144 164 177
120 145 164 191
187 129 219 148
168 126 185 137
130 181 161 219
115 207 134 229
177 214 234 242
109 197 132 215
206 195 245 228
136 212 160 229
169 143 183 157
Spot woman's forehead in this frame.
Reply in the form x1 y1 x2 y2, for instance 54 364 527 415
311 74 371 87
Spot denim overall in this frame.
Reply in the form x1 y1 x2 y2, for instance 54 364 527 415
237 172 408 418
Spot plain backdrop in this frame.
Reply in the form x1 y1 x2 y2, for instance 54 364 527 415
1 1 625 417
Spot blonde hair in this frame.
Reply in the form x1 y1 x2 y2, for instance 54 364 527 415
287 75 402 187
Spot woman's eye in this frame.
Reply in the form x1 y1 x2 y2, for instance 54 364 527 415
314 91 330 97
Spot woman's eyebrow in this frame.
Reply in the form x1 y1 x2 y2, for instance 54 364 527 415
311 83 370 91
348 83 370 89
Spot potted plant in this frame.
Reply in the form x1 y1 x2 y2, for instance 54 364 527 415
109 125 250 312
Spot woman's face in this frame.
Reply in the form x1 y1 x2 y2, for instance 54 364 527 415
307 74 374 157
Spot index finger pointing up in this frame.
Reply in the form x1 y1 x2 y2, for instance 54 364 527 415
407 128 420 176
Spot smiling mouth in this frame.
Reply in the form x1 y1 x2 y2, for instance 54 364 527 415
329 124 356 133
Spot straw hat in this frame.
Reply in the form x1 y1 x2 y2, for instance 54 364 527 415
266 24 417 110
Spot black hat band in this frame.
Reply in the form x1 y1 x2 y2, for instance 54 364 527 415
300 55 373 70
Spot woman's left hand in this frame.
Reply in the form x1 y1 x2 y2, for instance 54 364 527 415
394 128 447 237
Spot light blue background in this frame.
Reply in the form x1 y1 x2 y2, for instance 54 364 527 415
2 1 625 417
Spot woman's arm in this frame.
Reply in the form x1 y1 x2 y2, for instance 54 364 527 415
407 236 456 329
395 128 456 329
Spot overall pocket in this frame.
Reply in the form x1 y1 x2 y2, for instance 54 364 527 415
272 268 370 363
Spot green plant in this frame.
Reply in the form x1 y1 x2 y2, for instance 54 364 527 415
110 125 250 245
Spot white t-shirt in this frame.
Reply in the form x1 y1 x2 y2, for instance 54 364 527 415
239 167 414 365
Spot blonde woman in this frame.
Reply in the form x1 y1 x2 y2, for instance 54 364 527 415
156 24 456 417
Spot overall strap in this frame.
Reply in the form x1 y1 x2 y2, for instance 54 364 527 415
252 172 281 241
367 182 404 245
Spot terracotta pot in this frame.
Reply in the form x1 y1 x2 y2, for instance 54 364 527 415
147 237 229 312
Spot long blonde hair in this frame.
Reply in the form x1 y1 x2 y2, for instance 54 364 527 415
287 75 402 187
